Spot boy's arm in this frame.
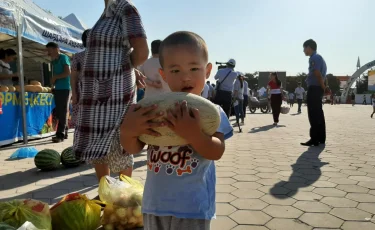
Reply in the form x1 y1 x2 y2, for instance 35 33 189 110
120 133 145 154
190 132 225 161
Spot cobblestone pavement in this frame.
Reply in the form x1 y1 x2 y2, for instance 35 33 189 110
1 104 375 230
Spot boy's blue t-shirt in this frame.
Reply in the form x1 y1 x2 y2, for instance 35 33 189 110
142 106 233 220
52 54 71 90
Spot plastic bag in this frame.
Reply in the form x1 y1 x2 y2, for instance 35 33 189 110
50 193 101 230
9 147 38 159
17 222 40 230
281 101 290 114
0 199 51 230
99 175 144 229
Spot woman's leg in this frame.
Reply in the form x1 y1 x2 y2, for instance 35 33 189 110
239 100 244 123
120 166 133 177
371 107 375 118
270 95 277 123
234 104 240 124
94 163 110 181
276 94 282 123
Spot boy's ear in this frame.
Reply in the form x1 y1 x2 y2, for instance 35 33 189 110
159 68 167 81
205 63 212 79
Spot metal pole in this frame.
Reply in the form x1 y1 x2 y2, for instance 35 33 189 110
16 22 28 144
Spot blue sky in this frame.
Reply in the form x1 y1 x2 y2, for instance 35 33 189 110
34 0 375 79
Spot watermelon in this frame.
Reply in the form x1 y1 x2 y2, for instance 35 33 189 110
137 92 221 146
0 223 16 230
34 149 61 171
61 147 81 168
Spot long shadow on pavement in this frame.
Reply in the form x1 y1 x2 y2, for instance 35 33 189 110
0 154 147 204
270 146 328 199
249 124 286 133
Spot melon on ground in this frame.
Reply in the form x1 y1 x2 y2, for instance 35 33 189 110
34 149 61 171
61 147 81 168
137 92 221 146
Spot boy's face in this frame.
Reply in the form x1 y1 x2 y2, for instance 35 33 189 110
159 45 212 96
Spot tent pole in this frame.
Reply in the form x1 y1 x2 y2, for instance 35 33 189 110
16 23 28 145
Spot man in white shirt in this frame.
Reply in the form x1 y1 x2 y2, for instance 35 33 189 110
295 82 306 113
201 83 209 99
139 40 170 98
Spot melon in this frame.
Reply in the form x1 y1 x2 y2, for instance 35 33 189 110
30 80 41 86
61 147 81 168
0 86 9 92
34 149 61 171
7 86 15 92
14 85 21 92
33 85 43 93
42 87 48 93
24 85 35 92
137 92 221 146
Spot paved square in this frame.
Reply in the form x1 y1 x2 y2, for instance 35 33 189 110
1 104 374 229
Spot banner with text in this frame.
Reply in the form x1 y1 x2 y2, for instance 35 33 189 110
0 92 55 146
368 70 375 91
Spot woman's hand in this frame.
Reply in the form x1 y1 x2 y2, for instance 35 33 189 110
135 69 146 89
165 101 202 144
121 104 165 138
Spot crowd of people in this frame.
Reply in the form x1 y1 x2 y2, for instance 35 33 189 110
2 0 373 229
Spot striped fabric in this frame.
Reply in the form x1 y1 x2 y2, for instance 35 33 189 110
71 51 85 126
73 0 147 161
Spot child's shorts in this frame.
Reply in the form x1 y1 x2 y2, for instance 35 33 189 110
143 214 211 230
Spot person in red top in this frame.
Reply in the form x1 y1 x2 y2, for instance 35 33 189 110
267 72 285 125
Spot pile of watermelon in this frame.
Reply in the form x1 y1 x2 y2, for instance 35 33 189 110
34 147 81 171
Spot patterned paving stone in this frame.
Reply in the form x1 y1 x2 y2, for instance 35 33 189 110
233 175 261 182
266 218 312 230
293 201 331 213
217 171 237 178
328 178 358 185
230 210 271 225
358 182 375 189
320 197 358 208
230 198 269 210
313 188 347 197
346 193 375 202
231 188 265 199
348 176 375 182
341 222 375 230
255 167 279 173
299 213 344 228
232 182 262 189
216 193 237 202
216 185 237 193
211 216 237 230
217 178 237 185
260 195 297 206
336 184 370 193
330 207 372 221
216 203 237 216
258 185 290 195
231 226 269 230
263 205 303 218
288 191 323 201
236 169 258 175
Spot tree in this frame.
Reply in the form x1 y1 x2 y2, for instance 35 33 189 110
356 73 368 94
244 72 258 90
326 74 341 94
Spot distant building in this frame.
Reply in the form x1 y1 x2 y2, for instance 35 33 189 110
336 76 350 89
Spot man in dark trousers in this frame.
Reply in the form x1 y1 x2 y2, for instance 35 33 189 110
301 39 327 147
46 42 71 143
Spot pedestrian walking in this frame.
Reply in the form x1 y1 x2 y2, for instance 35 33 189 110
295 82 305 113
288 92 295 107
351 92 355 106
300 39 327 147
267 72 284 125
233 74 245 126
363 94 367 105
213 59 239 117
371 93 375 118
243 78 249 117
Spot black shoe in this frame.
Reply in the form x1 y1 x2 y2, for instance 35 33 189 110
64 133 68 139
52 136 64 143
319 141 326 144
300 141 319 147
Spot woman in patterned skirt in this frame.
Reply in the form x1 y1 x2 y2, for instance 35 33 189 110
73 0 149 180
71 29 90 125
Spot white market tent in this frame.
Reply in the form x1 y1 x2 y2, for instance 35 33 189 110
63 13 88 31
0 0 84 144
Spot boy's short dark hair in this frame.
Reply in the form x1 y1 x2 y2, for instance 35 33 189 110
151 40 162 55
159 31 208 68
46 42 59 49
303 39 317 51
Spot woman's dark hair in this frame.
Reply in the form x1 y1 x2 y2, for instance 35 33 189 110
271 72 281 86
82 29 90 48
0 49 17 59
238 75 244 88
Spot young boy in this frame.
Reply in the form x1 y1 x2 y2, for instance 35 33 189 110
120 31 233 230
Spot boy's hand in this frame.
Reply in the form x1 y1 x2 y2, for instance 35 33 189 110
121 104 165 138
165 101 202 143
